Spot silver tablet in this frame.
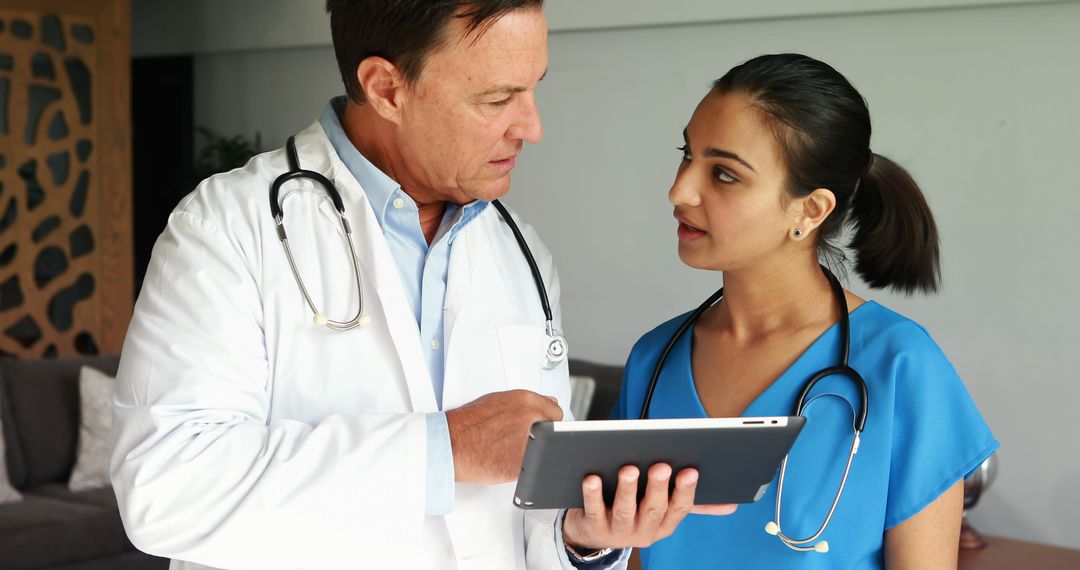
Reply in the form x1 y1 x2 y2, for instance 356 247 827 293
513 416 805 510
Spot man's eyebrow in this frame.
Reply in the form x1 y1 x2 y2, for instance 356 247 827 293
683 127 757 173
478 68 547 97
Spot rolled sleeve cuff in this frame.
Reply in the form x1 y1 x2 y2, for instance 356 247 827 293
554 510 630 569
425 412 455 517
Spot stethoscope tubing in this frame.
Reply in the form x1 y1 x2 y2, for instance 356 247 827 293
268 136 566 367
640 265 869 553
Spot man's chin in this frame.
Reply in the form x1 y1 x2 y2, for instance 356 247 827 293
465 176 512 203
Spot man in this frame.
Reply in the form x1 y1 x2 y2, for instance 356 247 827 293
112 2 702 568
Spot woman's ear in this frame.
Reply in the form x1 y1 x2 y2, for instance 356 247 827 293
356 57 407 123
793 188 837 237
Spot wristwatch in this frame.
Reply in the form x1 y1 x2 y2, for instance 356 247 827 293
564 543 614 563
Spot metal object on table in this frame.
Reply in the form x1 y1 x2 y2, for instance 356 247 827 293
961 453 998 550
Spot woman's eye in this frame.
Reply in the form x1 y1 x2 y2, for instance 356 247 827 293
714 167 737 184
677 145 691 161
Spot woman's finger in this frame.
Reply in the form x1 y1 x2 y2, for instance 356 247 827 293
609 465 641 537
636 463 673 535
657 467 698 537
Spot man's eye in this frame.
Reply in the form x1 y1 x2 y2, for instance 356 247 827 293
677 145 691 161
490 96 513 107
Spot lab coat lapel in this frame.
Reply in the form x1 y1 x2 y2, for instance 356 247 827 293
295 123 438 413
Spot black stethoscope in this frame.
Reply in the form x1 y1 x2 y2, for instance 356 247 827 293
268 136 568 369
639 265 868 554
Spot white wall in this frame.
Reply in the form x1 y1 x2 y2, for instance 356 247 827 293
139 0 1080 550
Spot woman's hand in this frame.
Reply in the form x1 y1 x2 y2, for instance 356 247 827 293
562 463 738 550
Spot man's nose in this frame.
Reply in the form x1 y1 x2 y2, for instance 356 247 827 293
508 94 543 144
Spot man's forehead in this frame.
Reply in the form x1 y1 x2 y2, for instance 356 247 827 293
424 10 548 92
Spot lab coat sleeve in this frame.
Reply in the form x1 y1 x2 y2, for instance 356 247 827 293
110 207 428 569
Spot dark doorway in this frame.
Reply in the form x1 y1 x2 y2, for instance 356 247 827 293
131 55 193 290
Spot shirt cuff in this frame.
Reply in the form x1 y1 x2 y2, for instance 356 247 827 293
425 412 455 517
554 510 630 569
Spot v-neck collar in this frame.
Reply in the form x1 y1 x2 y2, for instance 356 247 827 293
677 301 879 418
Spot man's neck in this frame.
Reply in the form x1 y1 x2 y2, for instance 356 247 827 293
341 102 446 245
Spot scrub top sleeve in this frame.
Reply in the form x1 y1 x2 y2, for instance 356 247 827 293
884 326 999 530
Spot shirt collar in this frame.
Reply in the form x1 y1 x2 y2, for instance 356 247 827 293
320 96 401 228
320 96 489 238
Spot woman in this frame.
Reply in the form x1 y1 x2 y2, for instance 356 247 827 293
588 54 997 568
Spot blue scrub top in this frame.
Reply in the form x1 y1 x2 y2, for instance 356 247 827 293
613 301 999 569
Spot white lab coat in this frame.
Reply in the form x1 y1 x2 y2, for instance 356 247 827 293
111 120 574 569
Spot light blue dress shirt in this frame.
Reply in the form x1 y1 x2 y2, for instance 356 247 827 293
321 97 485 516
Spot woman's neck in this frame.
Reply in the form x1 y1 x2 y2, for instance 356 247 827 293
708 255 837 341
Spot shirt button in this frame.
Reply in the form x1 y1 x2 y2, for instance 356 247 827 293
430 339 441 351
392 197 406 209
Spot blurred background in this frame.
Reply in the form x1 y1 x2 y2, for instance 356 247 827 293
1 0 1077 561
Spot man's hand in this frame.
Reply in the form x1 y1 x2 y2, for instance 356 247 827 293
562 464 738 550
446 390 563 484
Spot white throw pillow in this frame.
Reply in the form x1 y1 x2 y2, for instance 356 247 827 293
568 375 597 421
0 388 24 504
68 366 115 491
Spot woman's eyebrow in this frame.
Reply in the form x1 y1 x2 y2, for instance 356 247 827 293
683 127 757 173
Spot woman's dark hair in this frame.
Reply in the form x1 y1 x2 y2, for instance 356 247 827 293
326 0 543 104
714 53 940 294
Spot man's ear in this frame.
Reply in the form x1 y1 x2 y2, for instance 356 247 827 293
356 57 407 123
793 188 837 237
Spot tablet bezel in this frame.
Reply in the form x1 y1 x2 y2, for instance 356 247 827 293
513 416 805 510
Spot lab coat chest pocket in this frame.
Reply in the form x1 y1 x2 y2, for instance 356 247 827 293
495 324 545 391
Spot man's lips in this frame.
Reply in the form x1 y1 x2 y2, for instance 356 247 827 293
489 155 517 171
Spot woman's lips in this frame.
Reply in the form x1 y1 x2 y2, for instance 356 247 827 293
677 222 707 242
674 212 707 242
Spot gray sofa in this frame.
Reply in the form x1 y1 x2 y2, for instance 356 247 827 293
0 356 167 570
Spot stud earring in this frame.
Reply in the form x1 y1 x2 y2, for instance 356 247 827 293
792 228 804 239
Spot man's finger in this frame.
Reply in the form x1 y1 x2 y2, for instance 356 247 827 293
657 467 698 537
609 465 640 537
529 392 564 421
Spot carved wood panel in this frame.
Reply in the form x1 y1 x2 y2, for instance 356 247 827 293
0 0 131 358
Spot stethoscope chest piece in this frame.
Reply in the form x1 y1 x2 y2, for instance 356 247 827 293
543 329 568 370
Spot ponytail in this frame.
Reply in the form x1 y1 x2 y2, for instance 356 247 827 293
848 154 940 293
714 54 942 294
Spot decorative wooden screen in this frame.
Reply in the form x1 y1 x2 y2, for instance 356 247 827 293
0 0 131 358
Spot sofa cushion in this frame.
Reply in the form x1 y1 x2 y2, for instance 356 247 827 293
0 490 133 569
0 384 23 505
47 551 170 570
69 366 117 491
567 359 624 420
0 356 120 489
29 483 121 511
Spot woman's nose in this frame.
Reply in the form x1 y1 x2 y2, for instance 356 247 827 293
668 171 701 207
